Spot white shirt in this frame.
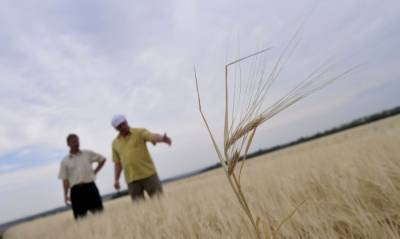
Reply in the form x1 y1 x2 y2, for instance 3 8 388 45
58 150 105 187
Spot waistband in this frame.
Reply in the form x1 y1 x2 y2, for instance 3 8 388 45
72 182 95 189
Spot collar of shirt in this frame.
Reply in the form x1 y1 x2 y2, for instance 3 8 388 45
68 150 82 158
117 128 134 139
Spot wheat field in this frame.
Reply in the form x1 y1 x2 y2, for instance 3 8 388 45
4 115 400 239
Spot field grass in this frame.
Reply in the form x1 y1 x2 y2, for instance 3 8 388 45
4 115 400 239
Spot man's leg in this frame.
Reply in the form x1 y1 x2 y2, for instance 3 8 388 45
127 180 145 201
70 185 88 219
143 174 163 198
86 182 104 214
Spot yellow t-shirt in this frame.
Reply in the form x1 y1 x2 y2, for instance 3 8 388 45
112 128 156 183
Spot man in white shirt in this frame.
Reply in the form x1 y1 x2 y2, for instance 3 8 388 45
58 134 106 219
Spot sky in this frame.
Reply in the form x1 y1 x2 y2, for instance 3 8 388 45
0 0 399 224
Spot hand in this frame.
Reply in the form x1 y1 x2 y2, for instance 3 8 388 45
64 194 71 206
114 180 120 190
163 133 172 146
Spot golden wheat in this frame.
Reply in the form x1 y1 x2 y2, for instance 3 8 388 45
4 115 400 239
194 33 357 237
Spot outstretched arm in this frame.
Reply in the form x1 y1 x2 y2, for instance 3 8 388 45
150 133 172 146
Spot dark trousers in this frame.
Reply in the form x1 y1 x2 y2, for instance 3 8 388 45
70 182 103 219
127 174 163 201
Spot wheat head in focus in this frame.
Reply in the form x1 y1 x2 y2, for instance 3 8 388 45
194 31 357 238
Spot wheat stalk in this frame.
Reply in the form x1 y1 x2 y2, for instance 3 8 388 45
194 32 356 238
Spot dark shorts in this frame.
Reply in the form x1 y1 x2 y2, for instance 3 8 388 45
127 174 163 201
70 182 103 219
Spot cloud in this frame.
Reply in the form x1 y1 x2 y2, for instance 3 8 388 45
0 145 63 174
0 0 399 223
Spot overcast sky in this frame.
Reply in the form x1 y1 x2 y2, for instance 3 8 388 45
0 0 399 224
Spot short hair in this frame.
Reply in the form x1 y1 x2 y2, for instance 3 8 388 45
66 133 78 143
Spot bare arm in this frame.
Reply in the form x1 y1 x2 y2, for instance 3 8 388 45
62 179 71 205
114 161 122 190
150 133 172 146
94 159 106 174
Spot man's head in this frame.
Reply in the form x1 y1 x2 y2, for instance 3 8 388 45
66 134 80 152
111 114 130 135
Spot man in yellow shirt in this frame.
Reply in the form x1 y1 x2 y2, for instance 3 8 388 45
111 114 172 200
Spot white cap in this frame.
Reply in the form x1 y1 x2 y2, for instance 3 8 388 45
111 114 127 128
